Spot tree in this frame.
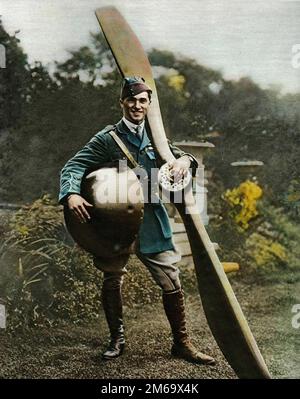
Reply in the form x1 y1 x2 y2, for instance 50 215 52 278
0 19 30 130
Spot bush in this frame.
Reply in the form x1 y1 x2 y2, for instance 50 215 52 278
223 180 263 230
207 181 300 278
0 195 176 333
245 232 287 270
0 196 104 332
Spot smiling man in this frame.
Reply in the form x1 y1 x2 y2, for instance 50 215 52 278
120 83 149 124
59 76 215 365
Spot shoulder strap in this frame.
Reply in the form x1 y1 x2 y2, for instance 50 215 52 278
109 130 140 168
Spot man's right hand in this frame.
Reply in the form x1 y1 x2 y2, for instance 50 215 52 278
67 194 93 223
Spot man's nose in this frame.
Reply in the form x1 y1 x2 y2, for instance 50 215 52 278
133 100 143 108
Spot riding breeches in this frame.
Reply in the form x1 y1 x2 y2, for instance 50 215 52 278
93 247 182 292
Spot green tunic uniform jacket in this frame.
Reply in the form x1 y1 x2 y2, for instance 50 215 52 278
59 119 198 254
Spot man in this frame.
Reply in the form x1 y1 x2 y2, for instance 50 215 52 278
59 76 215 365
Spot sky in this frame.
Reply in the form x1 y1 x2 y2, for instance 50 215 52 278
1 0 300 93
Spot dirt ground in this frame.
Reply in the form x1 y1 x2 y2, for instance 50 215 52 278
0 269 299 380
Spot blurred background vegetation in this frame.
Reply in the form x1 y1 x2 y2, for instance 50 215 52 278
0 20 299 332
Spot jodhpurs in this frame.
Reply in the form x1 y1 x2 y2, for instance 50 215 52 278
93 247 182 292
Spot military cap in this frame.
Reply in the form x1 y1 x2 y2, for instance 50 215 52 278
120 76 152 99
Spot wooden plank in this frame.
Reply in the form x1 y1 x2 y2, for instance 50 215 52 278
176 242 192 257
170 219 186 233
173 232 189 244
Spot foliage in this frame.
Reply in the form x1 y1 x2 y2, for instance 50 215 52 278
54 32 115 82
0 23 299 213
1 196 190 332
282 179 300 218
245 233 287 269
241 204 300 281
205 175 300 278
167 74 186 92
0 195 103 332
261 205 300 272
0 18 30 130
223 180 263 229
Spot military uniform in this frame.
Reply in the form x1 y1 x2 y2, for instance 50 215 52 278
60 119 196 251
59 117 197 291
58 76 215 365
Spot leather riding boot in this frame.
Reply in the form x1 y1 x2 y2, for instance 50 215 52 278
162 289 215 365
101 277 125 360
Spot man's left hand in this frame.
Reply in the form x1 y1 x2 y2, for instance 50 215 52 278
168 156 191 182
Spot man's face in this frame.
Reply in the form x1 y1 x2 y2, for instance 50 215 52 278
120 91 151 124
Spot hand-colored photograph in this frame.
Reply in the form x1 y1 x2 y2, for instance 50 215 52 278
0 0 299 380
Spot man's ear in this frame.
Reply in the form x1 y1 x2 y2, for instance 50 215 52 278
119 98 124 108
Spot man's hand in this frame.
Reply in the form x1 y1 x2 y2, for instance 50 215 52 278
67 194 93 223
168 156 191 182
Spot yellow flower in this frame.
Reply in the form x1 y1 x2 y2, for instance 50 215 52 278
167 74 185 92
224 180 263 229
246 233 287 267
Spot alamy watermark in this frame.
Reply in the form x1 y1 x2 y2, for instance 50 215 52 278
0 44 6 68
291 44 300 68
0 304 6 329
291 304 300 329
86 161 207 216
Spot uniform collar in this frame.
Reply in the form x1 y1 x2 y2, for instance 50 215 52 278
122 117 145 134
116 119 150 150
